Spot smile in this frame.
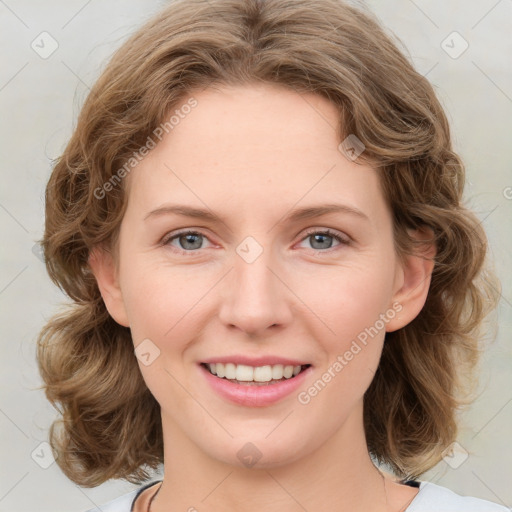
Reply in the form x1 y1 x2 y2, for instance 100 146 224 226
201 362 311 385
199 362 313 407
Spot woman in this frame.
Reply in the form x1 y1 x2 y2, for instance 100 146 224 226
37 0 507 510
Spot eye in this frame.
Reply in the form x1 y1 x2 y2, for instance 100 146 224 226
161 227 351 256
161 230 212 254
298 228 350 252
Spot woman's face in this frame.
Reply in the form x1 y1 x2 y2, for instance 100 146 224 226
94 83 426 469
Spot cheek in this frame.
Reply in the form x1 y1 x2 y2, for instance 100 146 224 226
123 247 396 353
120 258 202 340
293 258 395 350
123 266 198 408
119 262 216 401
293 266 393 423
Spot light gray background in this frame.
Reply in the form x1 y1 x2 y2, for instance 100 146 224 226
1 1 511 511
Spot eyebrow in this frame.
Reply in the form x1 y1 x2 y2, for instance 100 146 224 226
144 203 369 225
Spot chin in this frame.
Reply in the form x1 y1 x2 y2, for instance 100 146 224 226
204 434 311 470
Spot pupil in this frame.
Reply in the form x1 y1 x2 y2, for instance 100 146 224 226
181 233 201 250
312 234 331 249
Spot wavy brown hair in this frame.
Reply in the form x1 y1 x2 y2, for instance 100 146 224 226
36 0 500 487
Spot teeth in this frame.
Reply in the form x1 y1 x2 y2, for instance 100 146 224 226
215 363 225 378
283 365 293 378
225 363 236 380
235 364 253 381
272 364 283 379
207 363 305 382
253 365 272 382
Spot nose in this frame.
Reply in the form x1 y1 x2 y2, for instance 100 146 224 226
218 245 293 337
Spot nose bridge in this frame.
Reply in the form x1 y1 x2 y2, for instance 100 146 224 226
218 235 291 334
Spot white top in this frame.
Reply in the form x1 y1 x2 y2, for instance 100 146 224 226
85 480 509 512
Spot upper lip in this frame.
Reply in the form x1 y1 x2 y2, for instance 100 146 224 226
201 355 311 367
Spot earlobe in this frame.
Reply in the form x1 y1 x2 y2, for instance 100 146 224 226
88 246 130 327
386 227 436 333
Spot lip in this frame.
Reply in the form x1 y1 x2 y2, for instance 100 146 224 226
201 355 310 367
199 363 314 407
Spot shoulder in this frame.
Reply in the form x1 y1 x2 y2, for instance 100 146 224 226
82 480 510 512
82 490 137 512
82 480 161 512
407 481 509 511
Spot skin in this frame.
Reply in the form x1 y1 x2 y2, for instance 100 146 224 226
89 83 435 511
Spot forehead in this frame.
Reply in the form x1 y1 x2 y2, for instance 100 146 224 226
125 83 388 224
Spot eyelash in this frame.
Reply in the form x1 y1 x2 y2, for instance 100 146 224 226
161 228 351 256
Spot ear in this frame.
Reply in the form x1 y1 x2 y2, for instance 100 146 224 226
385 227 436 333
88 246 130 327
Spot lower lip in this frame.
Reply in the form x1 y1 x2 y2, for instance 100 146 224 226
199 364 313 407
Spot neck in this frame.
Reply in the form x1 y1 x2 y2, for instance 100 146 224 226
151 401 399 512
